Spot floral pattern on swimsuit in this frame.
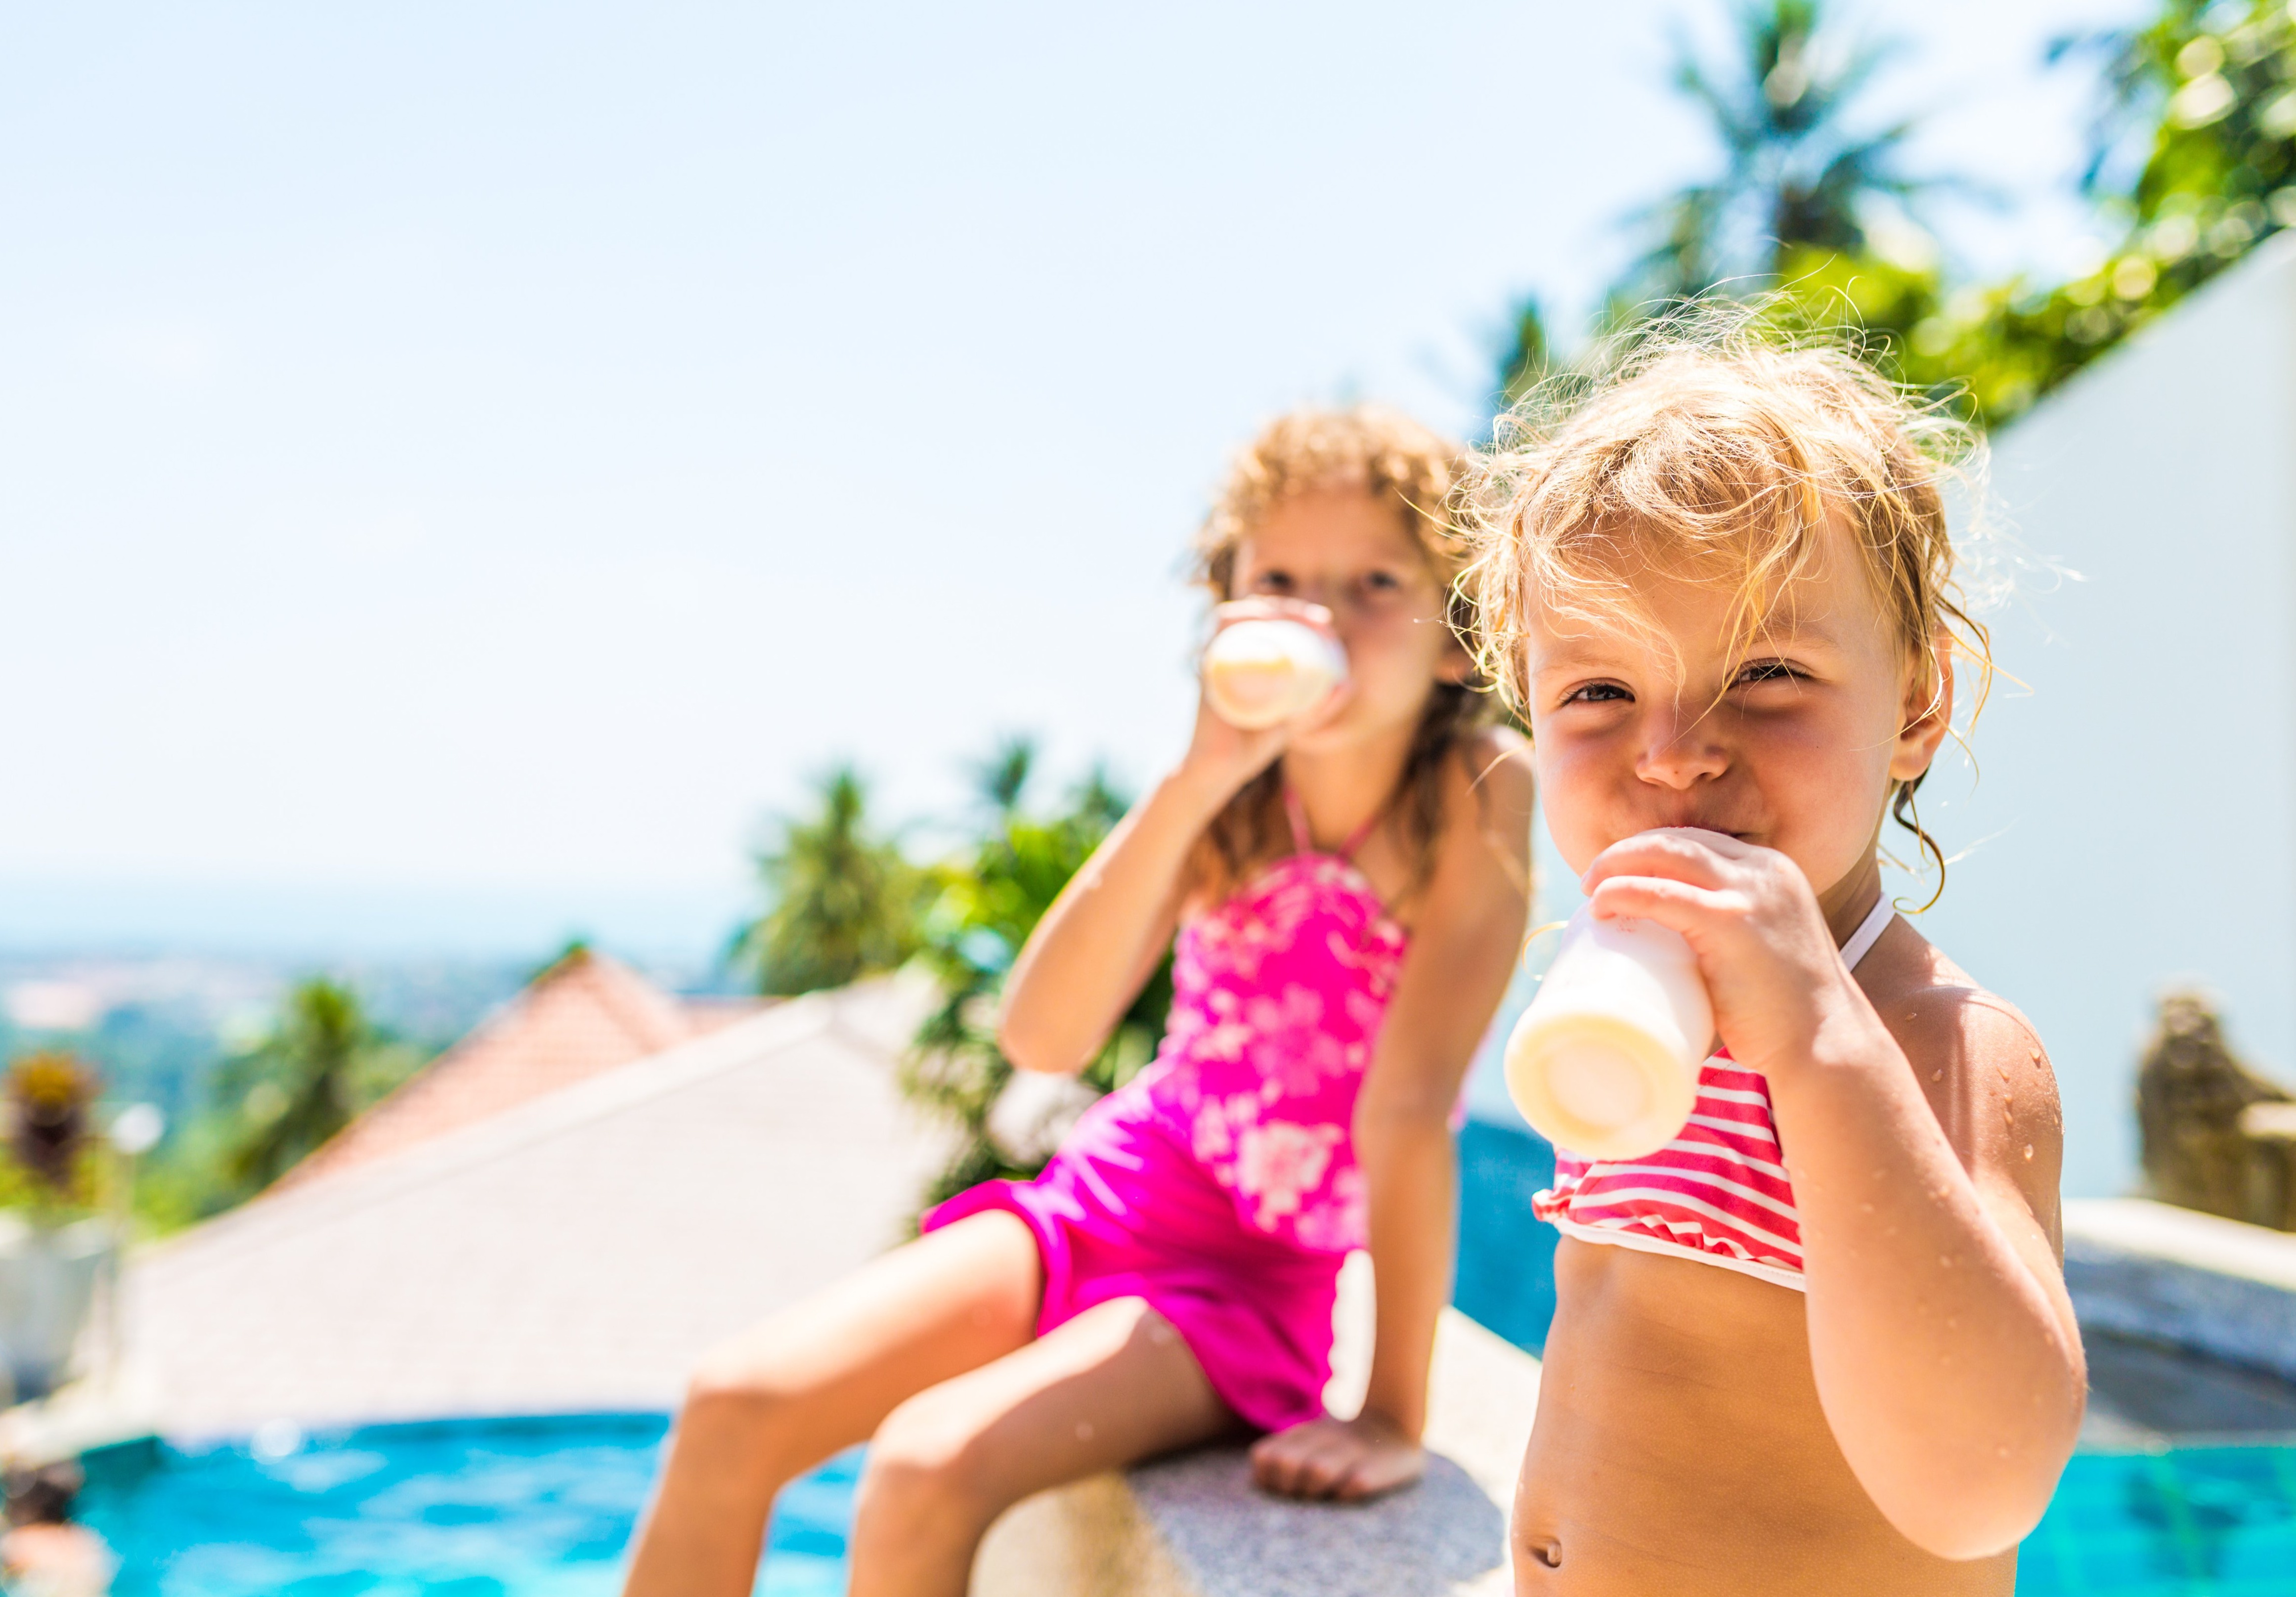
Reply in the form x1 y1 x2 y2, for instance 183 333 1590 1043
1137 852 1408 1255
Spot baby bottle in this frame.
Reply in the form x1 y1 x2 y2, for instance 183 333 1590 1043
1504 906 1714 1161
1201 618 1348 730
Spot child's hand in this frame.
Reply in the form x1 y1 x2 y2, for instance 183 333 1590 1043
1579 828 1873 1080
1247 1410 1425 1501
1181 599 1353 794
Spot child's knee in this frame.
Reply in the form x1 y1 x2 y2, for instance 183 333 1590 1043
854 1392 999 1537
680 1340 798 1436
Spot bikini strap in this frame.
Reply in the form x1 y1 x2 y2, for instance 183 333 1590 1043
1840 894 1897 971
1281 782 1388 861
1337 803 1387 862
1280 784 1315 857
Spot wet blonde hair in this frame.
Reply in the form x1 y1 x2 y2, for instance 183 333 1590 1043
1460 311 1993 898
1190 406 1494 902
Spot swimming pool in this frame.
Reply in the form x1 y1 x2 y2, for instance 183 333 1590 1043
79 1414 855 1597
78 1409 2296 1594
82 1121 2296 1593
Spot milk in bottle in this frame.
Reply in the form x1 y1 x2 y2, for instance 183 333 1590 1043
1504 906 1715 1161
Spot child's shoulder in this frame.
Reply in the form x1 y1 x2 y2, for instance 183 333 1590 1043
1863 916 2064 1221
1445 723 1534 815
1863 918 2046 1068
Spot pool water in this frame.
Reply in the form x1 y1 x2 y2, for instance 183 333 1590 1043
79 1119 2296 1594
2023 1449 2296 1595
77 1411 2296 1595
79 1415 856 1597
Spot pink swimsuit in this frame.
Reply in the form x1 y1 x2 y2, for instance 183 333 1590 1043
922 794 1405 1432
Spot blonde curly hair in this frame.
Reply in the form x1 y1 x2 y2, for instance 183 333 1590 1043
1459 310 1993 898
1193 405 1470 602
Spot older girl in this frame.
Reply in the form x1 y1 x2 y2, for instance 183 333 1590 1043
1464 327 2084 1594
624 407 1533 1597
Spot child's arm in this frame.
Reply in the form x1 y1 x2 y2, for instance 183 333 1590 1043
1000 601 1342 1074
1582 830 2086 1560
1252 735 1534 1499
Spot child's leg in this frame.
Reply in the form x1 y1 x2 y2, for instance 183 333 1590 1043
848 1295 1240 1597
621 1211 1043 1597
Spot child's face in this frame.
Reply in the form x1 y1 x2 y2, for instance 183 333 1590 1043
1521 519 1949 907
1231 487 1464 751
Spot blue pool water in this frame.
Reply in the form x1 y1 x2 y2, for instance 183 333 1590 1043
79 1415 855 1597
78 1120 2296 1594
78 1413 2296 1595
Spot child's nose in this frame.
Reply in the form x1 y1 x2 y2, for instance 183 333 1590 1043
1635 712 1729 789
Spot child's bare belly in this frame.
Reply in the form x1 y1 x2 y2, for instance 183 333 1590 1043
1512 1240 2017 1597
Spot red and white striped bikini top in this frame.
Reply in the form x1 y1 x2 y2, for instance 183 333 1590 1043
1531 895 1898 1292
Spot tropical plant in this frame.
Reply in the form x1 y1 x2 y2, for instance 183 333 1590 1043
904 737 1171 1209
214 978 414 1194
1616 0 1947 307
0 1050 105 1212
730 763 929 996
1497 0 1952 408
1499 0 2296 432
1890 0 2296 422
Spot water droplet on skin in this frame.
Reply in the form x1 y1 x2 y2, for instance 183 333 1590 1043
1076 1421 1095 1442
1947 1316 1959 1329
1939 1253 1954 1267
1860 1202 1874 1213
1931 1070 1944 1082
1996 1445 2010 1460
2024 1144 2035 1161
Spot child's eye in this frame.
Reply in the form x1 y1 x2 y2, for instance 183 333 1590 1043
1361 570 1402 593
1253 570 1296 595
1733 660 1804 687
1563 682 1631 705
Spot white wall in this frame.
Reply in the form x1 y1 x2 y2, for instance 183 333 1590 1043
1921 235 2296 1198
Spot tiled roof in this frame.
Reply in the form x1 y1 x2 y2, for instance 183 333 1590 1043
281 950 768 1190
123 977 950 1435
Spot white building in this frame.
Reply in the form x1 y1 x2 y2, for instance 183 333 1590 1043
1921 233 2296 1198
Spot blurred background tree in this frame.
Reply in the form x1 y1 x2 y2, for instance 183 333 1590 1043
211 977 421 1198
0 1050 106 1215
1895 0 2296 420
730 763 929 996
1503 0 2296 429
904 736 1172 1209
1500 0 1952 401
1615 0 1944 306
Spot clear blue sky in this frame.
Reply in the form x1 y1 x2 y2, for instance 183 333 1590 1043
0 0 2134 958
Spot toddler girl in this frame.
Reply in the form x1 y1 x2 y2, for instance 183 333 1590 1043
623 406 1534 1597
1462 324 2085 1595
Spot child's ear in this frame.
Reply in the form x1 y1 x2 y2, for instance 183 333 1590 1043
1890 632 1953 782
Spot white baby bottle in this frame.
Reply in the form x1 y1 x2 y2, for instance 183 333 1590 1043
1504 905 1715 1161
1200 619 1348 730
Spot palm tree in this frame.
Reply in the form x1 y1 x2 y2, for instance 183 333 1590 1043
219 978 372 1192
1614 0 1935 308
904 740 1172 1209
731 763 926 996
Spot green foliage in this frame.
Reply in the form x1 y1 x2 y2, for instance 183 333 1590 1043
1503 0 2296 433
1496 296 1554 410
1614 0 1941 310
1887 0 2296 423
904 738 1171 1210
210 977 421 1197
731 764 929 996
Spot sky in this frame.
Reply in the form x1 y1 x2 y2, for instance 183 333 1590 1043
0 0 2137 960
